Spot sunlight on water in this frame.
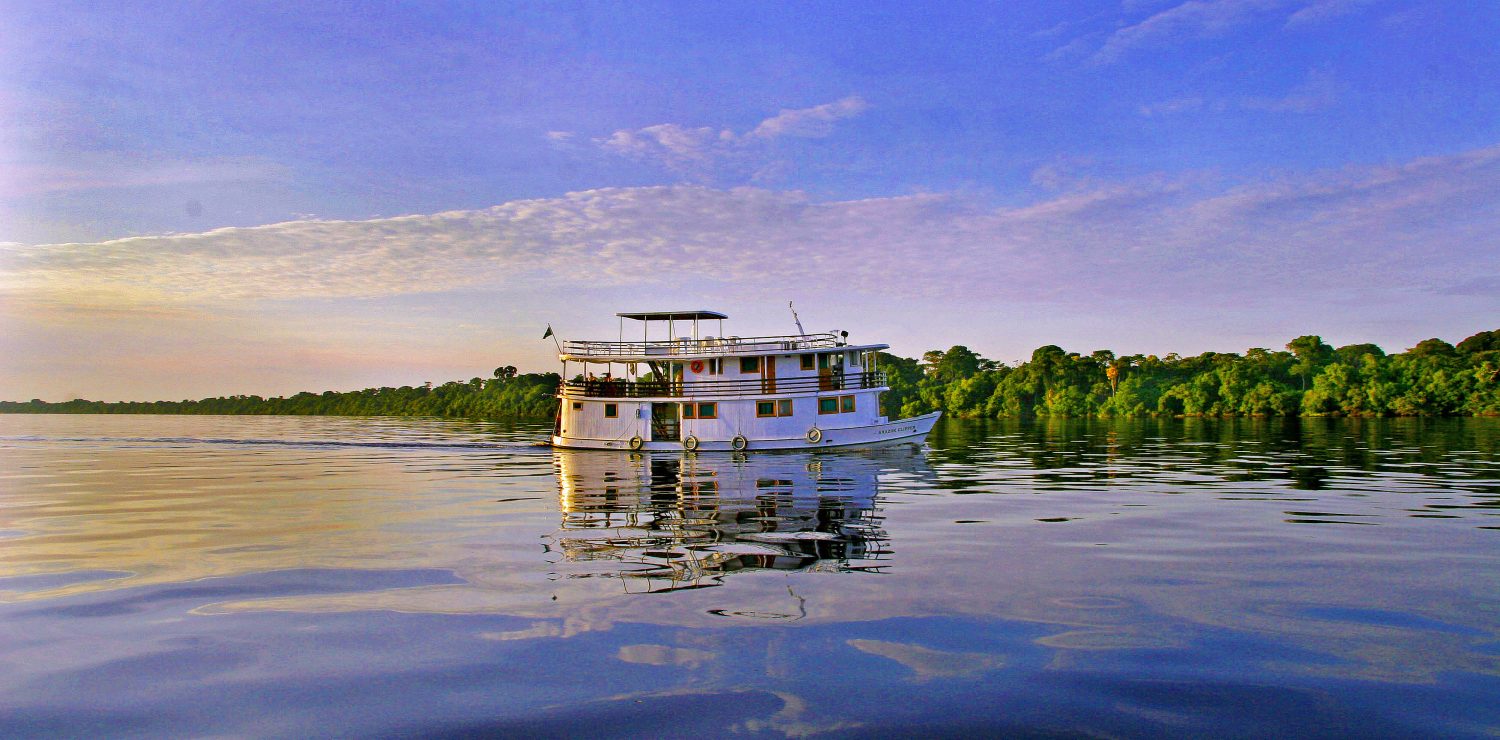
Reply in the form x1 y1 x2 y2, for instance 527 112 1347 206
1 414 1497 737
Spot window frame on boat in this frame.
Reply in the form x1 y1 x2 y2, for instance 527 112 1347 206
604 403 618 418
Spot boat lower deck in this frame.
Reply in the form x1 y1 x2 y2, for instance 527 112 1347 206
552 411 941 452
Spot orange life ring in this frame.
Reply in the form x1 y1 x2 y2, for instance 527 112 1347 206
690 360 705 373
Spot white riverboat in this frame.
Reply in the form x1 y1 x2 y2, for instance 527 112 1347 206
550 309 940 451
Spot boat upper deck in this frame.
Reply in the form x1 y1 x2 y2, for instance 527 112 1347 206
561 333 881 360
561 370 887 399
557 309 888 361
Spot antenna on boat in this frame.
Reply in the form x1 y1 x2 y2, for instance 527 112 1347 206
789 301 806 336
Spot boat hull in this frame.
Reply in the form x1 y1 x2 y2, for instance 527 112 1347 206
552 411 941 452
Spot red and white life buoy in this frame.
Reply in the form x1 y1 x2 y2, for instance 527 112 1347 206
690 360 705 373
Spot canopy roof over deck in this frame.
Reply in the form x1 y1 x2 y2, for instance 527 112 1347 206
558 339 888 363
559 308 887 362
616 310 728 322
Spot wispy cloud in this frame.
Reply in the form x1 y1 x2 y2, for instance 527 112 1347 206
1091 0 1287 65
0 154 288 198
746 96 868 139
595 124 737 173
1043 35 1098 63
590 96 868 178
1070 0 1381 65
1138 70 1338 117
1437 275 1500 297
6 142 1497 400
7 142 1497 309
1137 97 1208 117
1241 69 1338 112
1284 0 1381 29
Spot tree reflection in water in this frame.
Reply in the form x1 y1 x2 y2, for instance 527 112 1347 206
550 449 926 593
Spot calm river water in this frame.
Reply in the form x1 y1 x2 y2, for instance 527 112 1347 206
2 414 1498 737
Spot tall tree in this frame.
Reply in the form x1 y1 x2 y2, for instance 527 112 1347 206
1287 335 1333 390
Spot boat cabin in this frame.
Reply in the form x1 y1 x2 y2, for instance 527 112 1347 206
550 310 935 451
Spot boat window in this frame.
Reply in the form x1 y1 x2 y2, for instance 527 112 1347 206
740 357 760 373
800 354 814 370
604 403 617 418
707 358 722 374
682 403 697 419
777 399 794 416
848 352 861 367
757 401 776 417
818 397 838 414
572 402 582 410
697 402 717 419
840 395 855 413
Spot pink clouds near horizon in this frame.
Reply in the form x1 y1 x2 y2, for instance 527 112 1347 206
3 141 1497 401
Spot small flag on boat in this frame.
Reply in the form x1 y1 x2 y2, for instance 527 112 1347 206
542 325 554 340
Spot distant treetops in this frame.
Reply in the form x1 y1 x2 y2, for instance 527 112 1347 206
3 330 1496 419
0 370 561 419
876 330 1500 419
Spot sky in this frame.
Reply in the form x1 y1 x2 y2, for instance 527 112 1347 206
2 1 1498 401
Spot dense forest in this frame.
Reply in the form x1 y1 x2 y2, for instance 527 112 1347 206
880 330 1500 419
3 331 1497 420
0 366 560 419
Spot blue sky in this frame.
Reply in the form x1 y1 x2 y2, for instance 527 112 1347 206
2 1 1498 400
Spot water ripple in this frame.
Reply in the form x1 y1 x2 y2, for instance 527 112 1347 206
1 414 1498 737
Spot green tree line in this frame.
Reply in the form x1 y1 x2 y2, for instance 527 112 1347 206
3 330 1496 420
0 367 560 419
877 329 1500 419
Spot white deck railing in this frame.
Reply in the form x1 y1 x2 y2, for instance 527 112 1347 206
561 371 887 399
563 332 841 358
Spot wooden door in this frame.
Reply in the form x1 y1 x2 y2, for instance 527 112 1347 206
762 355 776 393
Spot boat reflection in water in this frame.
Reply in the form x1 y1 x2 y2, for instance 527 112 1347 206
551 448 929 593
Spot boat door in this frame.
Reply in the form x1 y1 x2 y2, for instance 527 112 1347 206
651 402 680 441
762 355 777 393
818 352 844 390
